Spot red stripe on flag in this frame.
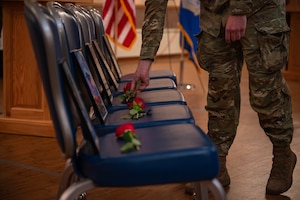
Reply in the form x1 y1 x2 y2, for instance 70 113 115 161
102 0 136 49
122 28 135 47
121 0 135 24
118 14 127 35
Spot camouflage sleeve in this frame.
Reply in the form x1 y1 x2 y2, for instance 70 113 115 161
140 0 168 60
230 0 252 15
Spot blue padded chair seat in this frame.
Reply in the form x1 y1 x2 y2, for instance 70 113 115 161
110 89 186 111
95 104 195 133
119 69 177 84
78 123 219 187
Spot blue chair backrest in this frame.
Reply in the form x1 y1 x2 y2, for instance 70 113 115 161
65 3 95 45
24 0 101 156
46 2 110 124
47 2 83 53
87 8 122 81
63 6 120 94
47 2 89 97
76 4 97 41
24 0 77 158
86 7 107 56
68 6 120 94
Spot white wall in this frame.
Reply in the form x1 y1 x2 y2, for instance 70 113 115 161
111 28 181 58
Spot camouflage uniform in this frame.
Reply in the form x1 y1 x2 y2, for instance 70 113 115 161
140 0 169 60
140 0 294 156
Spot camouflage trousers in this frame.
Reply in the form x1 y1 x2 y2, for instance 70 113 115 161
196 4 294 156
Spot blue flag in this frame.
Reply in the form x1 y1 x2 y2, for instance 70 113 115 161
178 0 201 72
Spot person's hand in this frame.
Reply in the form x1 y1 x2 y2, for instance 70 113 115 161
225 15 247 43
131 59 153 90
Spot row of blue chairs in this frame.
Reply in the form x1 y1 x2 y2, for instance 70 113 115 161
47 1 194 133
24 0 226 199
48 2 188 111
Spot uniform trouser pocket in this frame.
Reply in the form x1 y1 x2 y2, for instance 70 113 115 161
254 18 290 73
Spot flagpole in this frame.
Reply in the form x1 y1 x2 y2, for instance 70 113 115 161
178 22 195 90
179 33 184 86
113 0 118 59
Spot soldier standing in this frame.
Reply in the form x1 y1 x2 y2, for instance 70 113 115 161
131 0 297 195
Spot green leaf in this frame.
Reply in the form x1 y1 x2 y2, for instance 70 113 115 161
121 115 133 119
123 131 134 142
132 138 141 146
129 109 138 115
120 142 135 153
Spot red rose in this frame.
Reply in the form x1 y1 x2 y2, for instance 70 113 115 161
115 123 141 153
122 97 150 120
115 123 135 138
132 97 146 109
123 82 132 92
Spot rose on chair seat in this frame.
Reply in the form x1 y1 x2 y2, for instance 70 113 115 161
115 123 141 153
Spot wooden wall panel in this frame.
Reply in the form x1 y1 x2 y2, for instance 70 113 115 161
0 1 91 137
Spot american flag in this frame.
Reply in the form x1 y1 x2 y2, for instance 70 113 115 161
102 0 136 49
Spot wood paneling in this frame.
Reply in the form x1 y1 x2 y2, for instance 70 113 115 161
0 1 92 137
1 1 54 136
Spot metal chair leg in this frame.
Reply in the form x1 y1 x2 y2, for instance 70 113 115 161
57 159 84 200
59 179 95 200
193 179 227 200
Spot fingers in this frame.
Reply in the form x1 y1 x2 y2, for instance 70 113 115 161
225 15 247 43
225 29 232 43
139 81 149 90
130 81 136 90
131 74 149 91
135 76 149 90
131 59 153 90
131 80 148 91
225 29 245 43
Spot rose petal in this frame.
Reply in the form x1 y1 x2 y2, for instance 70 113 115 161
115 123 135 138
133 97 146 109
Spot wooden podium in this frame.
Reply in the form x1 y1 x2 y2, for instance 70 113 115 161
1 0 93 137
